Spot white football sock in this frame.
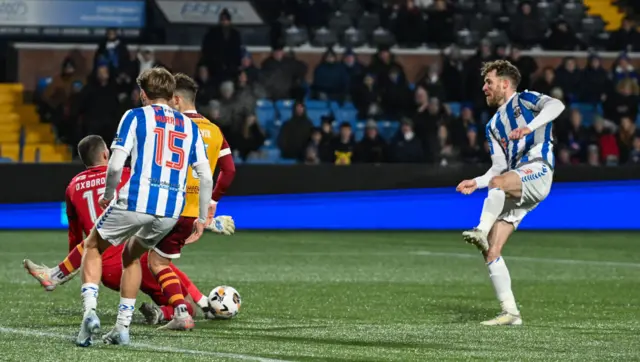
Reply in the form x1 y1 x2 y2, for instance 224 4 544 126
51 266 65 283
477 188 506 233
175 304 189 318
487 257 519 315
196 296 209 309
81 283 99 312
116 298 136 329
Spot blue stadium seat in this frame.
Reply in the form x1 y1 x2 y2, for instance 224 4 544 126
35 77 52 95
256 99 273 108
377 121 399 140
277 158 297 165
307 108 332 126
305 100 329 109
256 106 276 128
334 107 358 123
275 99 295 119
447 102 462 117
570 102 598 126
0 157 13 163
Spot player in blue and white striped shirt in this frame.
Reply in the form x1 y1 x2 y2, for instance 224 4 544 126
456 60 565 326
75 68 213 347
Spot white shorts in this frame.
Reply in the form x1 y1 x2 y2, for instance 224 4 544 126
95 201 177 249
498 161 553 229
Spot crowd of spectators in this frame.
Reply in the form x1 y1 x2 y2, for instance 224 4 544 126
36 9 640 166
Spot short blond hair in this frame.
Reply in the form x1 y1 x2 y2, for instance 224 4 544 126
136 67 175 101
481 60 521 89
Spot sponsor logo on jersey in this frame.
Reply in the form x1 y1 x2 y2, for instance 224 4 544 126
521 165 548 182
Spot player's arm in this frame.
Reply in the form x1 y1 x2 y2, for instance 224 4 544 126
210 138 236 206
65 186 83 252
510 91 565 139
457 126 507 194
103 110 137 205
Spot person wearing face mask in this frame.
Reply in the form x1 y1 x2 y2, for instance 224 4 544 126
391 118 424 163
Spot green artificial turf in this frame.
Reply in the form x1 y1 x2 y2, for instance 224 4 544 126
0 231 639 361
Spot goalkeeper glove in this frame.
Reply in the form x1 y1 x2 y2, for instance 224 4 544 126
206 215 235 235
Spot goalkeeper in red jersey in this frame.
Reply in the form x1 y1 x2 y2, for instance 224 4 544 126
23 135 234 324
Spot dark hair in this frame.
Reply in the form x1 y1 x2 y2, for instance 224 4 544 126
136 67 175 101
173 73 198 104
77 135 107 167
480 60 521 89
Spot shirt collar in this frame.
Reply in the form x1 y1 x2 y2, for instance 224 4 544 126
498 92 517 111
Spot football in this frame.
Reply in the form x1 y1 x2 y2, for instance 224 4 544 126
207 285 241 319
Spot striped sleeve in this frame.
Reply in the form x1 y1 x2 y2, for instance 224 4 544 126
218 138 231 158
111 109 137 155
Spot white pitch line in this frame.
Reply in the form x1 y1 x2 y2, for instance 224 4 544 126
412 251 640 268
0 326 291 362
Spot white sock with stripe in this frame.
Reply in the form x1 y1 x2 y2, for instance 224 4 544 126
477 188 506 233
116 298 136 329
81 283 99 313
487 257 519 315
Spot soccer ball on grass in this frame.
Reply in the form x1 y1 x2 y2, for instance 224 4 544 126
204 285 241 319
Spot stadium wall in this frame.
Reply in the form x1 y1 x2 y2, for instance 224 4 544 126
10 43 640 92
1 164 639 230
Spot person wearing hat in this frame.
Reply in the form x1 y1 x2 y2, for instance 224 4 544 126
355 120 388 163
342 48 365 89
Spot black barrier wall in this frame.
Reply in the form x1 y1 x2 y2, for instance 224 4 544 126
1 164 639 203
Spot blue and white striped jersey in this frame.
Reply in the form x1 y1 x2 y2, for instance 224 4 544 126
111 104 209 219
485 90 556 171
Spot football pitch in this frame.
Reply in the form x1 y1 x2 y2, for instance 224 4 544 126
1 231 639 361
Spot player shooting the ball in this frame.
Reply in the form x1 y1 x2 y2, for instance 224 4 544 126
456 60 565 326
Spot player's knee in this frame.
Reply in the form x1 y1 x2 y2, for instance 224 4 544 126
147 251 169 275
488 177 504 190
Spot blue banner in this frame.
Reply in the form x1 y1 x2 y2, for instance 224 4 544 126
0 0 145 28
0 181 638 230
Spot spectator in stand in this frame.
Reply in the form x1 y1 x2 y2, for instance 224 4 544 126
130 47 166 79
380 66 412 120
285 49 309 101
233 114 266 161
587 144 600 166
608 17 640 52
450 106 477 150
618 116 637 163
510 1 542 49
239 49 261 85
628 133 640 164
459 125 487 164
312 48 350 101
557 147 574 165
416 63 446 102
368 47 406 87
558 109 590 163
201 8 243 83
306 126 332 163
391 118 424 163
611 53 639 84
261 45 295 100
278 101 314 160
411 87 437 159
465 40 495 118
235 70 266 117
555 57 582 102
330 122 357 165
352 73 382 120
342 49 365 94
603 78 639 124
76 64 121 146
435 123 456 166
93 28 130 78
320 116 335 141
425 0 454 46
508 45 538 91
544 19 583 51
194 63 217 109
394 0 425 48
532 66 557 96
590 116 620 165
580 54 611 103
549 87 571 126
218 80 241 137
42 57 84 144
440 45 465 102
355 120 388 163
